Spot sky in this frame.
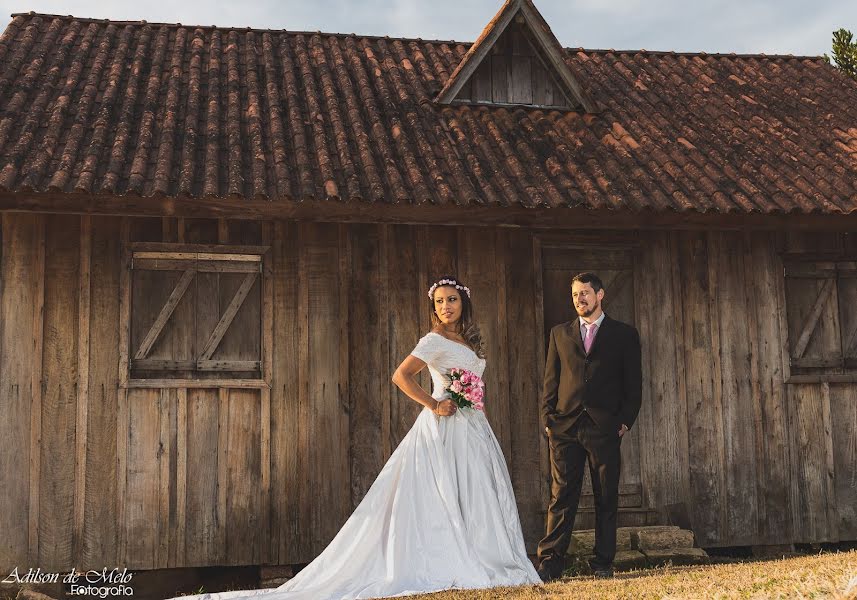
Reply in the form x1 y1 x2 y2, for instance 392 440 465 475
0 0 855 57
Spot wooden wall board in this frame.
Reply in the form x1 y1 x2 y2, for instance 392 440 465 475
0 214 40 571
38 215 80 569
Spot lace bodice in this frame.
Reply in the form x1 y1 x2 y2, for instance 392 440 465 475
410 332 487 399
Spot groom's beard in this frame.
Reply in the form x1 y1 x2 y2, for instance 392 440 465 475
575 301 598 318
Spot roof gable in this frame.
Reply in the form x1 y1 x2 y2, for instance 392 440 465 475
435 0 598 112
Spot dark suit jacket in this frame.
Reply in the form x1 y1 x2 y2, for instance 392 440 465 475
541 314 642 436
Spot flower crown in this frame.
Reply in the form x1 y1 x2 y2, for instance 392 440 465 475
428 278 471 300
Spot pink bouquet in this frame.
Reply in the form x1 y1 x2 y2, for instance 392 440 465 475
444 368 485 411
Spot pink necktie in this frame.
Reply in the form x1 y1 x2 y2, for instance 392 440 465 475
584 323 598 353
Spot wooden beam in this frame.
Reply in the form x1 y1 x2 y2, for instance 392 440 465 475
537 230 641 248
448 98 575 111
129 242 271 254
843 320 857 356
532 233 550 510
156 388 171 568
133 251 262 262
5 192 857 231
261 223 273 387
744 231 792 544
198 272 258 360
118 218 131 386
197 360 260 371
819 382 840 540
492 228 512 468
132 258 260 273
116 218 131 566
774 244 793 385
378 225 392 463
175 387 187 566
781 252 857 262
216 388 228 557
260 385 271 564
162 217 177 243
133 269 196 360
297 224 310 559
130 358 261 371
791 278 835 359
783 261 837 278
124 378 269 389
73 215 91 559
789 357 843 369
218 218 229 243
707 232 728 539
260 220 272 564
130 359 197 370
786 373 857 384
27 215 45 565
337 223 350 512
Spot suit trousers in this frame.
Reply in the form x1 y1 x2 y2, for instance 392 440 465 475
537 412 622 572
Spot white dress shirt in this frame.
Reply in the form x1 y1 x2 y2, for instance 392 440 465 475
579 311 606 343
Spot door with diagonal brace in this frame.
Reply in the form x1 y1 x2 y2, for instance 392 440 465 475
540 244 644 514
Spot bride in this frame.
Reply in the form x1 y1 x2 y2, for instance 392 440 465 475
166 275 543 600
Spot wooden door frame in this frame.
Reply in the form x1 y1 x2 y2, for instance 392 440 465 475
533 231 644 509
115 222 274 566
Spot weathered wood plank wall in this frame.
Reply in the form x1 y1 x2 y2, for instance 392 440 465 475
0 213 40 571
39 215 77 569
1 213 855 576
678 231 726 544
636 232 691 528
83 216 121 565
744 232 792 544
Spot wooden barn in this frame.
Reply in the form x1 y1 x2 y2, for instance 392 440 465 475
1 0 856 581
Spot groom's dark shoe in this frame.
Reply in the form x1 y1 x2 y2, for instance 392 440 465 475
537 560 564 583
593 567 614 579
536 566 558 583
588 558 614 579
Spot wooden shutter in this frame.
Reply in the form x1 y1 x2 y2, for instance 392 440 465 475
783 261 843 371
129 251 262 378
836 261 857 368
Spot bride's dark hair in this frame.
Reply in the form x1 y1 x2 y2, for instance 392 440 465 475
428 275 485 359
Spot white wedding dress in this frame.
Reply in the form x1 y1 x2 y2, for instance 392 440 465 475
166 332 542 600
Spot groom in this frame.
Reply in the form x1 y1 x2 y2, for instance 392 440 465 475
536 272 642 581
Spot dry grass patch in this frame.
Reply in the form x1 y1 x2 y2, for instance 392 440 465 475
392 550 857 600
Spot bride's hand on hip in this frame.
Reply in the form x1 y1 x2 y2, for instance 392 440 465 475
434 399 457 417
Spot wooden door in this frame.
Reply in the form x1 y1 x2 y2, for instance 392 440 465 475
117 244 272 569
540 245 643 510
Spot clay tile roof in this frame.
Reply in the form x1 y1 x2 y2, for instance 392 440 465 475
0 12 855 214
